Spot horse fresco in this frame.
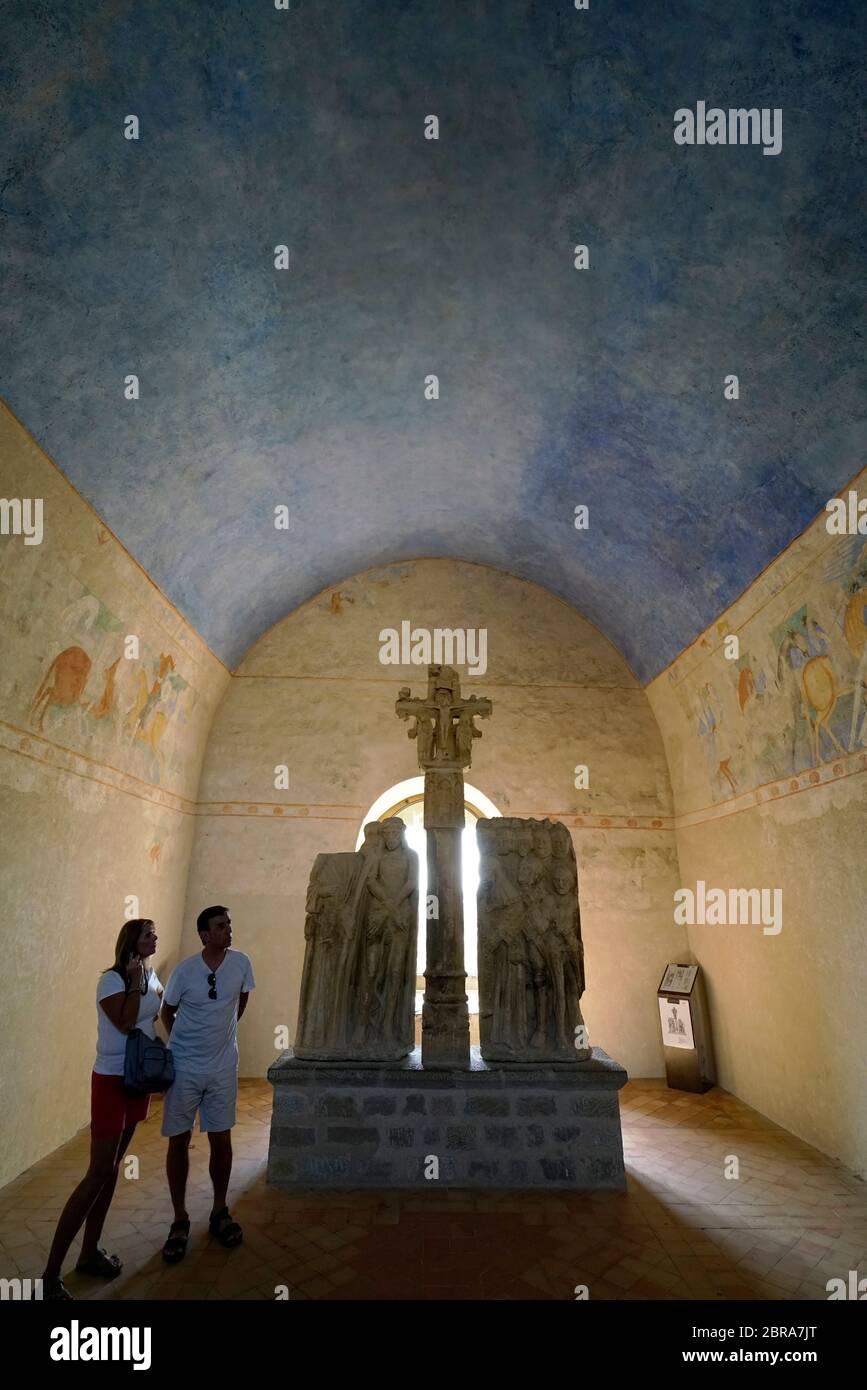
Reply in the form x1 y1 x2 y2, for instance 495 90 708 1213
30 645 92 732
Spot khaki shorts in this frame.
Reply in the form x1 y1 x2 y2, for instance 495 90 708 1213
160 1069 238 1136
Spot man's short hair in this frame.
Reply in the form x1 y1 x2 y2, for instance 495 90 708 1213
197 905 228 935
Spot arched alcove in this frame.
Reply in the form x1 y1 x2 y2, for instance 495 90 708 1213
356 778 502 1032
182 557 685 1079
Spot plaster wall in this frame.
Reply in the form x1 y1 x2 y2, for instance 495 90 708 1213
0 404 228 1187
185 559 686 1081
647 473 867 1177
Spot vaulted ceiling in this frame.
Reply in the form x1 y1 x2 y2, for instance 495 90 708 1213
1 0 863 679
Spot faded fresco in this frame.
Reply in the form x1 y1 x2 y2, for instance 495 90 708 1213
21 580 199 788
671 535 867 802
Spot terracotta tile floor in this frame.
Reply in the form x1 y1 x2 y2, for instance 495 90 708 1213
1 1079 865 1301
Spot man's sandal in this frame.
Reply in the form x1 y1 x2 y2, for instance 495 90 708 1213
209 1206 243 1248
162 1217 191 1264
76 1247 122 1279
40 1275 74 1300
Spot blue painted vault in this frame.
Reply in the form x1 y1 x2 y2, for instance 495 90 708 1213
1 0 864 678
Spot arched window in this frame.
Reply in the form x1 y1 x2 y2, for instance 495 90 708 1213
357 778 501 1019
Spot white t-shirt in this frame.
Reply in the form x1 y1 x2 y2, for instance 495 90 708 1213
94 968 163 1076
163 950 255 1075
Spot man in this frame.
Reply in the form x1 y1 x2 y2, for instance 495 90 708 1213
158 906 254 1263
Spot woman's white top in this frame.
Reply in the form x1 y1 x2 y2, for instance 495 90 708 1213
94 968 163 1076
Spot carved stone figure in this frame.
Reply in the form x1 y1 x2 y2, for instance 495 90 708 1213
409 712 435 764
478 832 524 1052
294 819 419 1062
455 707 482 764
355 818 419 1054
294 851 361 1057
396 665 491 768
477 817 590 1062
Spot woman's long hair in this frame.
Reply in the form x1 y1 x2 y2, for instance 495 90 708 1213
103 919 154 982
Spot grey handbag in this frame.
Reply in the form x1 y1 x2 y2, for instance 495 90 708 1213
124 1027 175 1094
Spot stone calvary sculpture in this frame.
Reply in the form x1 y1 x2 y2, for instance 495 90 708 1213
293 663 588 1068
274 662 627 1192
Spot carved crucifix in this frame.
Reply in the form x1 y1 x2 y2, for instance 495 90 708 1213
396 665 491 768
395 664 493 1068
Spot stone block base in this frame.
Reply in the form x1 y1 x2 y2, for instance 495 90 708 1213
266 1046 627 1189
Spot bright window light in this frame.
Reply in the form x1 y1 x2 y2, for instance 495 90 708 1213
356 779 501 1012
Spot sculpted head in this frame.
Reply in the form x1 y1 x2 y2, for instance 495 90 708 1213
517 856 541 887
381 817 405 851
516 829 533 858
362 822 382 855
533 829 551 859
551 828 571 859
552 865 572 895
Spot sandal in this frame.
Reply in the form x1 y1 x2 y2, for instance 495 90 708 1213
76 1247 122 1279
41 1275 74 1301
162 1217 190 1264
209 1206 243 1248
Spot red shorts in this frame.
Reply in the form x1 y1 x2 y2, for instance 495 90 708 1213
91 1072 150 1140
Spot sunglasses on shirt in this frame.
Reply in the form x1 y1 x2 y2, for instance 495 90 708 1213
207 972 218 999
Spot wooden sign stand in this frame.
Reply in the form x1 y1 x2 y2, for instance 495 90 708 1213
657 963 716 1094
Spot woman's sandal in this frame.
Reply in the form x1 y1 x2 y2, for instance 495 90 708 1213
162 1217 191 1264
209 1206 243 1248
75 1247 122 1279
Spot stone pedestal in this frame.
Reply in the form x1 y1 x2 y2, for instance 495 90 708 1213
267 1046 628 1190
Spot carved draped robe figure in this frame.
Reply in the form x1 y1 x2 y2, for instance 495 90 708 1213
519 854 552 1050
354 817 419 1059
294 852 360 1057
478 817 589 1063
455 707 482 765
409 712 435 764
294 822 405 1060
478 833 525 1052
547 864 586 1046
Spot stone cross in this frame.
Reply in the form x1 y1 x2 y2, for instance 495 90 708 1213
396 665 493 1068
396 664 491 769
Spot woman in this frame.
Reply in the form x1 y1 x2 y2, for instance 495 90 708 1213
40 919 163 1300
